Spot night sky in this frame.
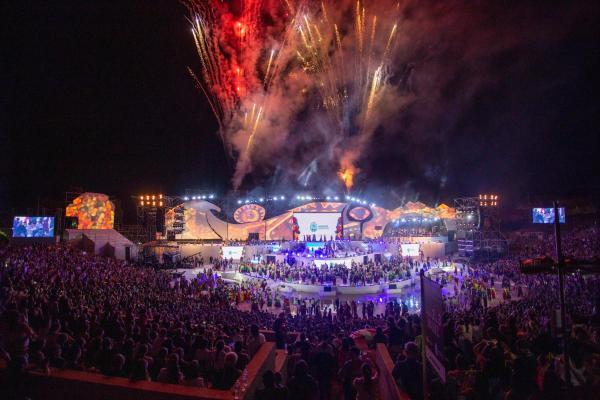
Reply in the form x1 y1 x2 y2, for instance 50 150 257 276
3 0 600 214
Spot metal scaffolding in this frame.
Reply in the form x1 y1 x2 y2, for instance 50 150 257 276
454 197 508 259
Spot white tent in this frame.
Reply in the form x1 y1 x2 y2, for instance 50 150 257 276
65 229 138 261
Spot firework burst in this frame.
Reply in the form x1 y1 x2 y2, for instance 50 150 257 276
185 0 403 190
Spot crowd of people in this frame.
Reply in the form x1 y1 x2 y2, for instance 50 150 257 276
0 222 599 399
0 246 275 395
239 257 435 287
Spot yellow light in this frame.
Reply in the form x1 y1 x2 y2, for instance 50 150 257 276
141 201 144 206
152 201 156 206
152 195 156 200
159 201 163 206
159 194 163 199
146 195 150 200
139 195 143 200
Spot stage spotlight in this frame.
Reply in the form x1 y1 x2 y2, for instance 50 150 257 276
209 194 214 199
281 195 285 200
237 200 242 204
245 200 249 204
345 195 349 200
259 198 264 202
401 218 406 222
192 196 197 200
202 195 206 199
334 196 339 201
326 196 331 200
183 196 189 201
296 195 300 200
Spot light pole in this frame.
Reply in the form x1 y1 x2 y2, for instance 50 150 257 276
554 200 571 386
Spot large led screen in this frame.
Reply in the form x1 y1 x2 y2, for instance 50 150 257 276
532 208 565 224
294 212 341 239
222 246 244 260
12 216 55 238
401 243 420 257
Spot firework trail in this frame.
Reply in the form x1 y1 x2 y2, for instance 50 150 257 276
295 1 401 191
185 0 303 187
185 0 403 190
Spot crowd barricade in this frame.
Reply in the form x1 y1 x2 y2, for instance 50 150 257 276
6 343 275 400
375 343 412 400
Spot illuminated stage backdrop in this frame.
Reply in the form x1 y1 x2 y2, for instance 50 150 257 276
172 200 455 241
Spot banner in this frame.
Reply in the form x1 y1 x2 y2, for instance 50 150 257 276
421 273 446 383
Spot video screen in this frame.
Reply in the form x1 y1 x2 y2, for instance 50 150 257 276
12 216 55 238
294 212 341 240
401 243 420 257
222 246 244 260
306 242 326 251
532 208 565 224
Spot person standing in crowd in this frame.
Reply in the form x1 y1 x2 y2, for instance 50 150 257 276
247 324 266 357
273 313 287 350
339 347 363 400
288 360 319 400
353 362 379 400
255 370 288 400
392 342 423 400
213 352 242 390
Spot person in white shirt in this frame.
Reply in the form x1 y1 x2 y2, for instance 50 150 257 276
246 324 266 358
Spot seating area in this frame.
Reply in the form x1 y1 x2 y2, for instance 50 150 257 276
2 223 600 399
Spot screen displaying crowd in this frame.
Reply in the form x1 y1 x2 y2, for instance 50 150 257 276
11 216 55 238
1 221 599 399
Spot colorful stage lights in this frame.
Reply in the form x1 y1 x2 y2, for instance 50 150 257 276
479 194 499 207
139 194 164 207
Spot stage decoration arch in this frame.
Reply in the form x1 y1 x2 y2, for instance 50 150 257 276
171 200 456 241
233 204 266 223
347 206 372 222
